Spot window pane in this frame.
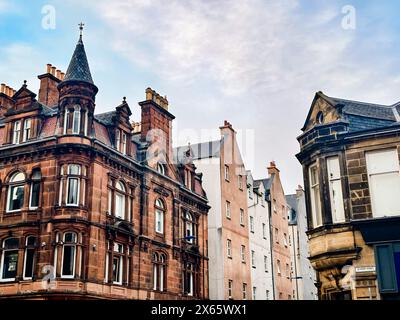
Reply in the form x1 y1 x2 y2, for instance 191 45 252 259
9 185 24 211
62 246 75 276
73 109 80 134
24 249 35 278
113 257 120 283
30 181 40 208
369 173 400 217
67 178 79 205
115 193 125 219
2 251 18 279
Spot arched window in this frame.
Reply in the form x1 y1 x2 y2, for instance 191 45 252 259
153 252 167 291
115 181 126 220
157 163 166 175
29 170 41 209
0 238 19 281
184 212 196 244
155 199 165 234
7 172 25 212
61 232 77 278
23 236 36 280
183 262 195 296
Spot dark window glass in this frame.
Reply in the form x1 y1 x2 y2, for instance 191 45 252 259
30 181 40 208
9 185 24 211
67 178 79 205
24 249 35 278
113 256 120 283
62 245 75 276
2 251 18 279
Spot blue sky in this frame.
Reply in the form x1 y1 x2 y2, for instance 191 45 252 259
2 0 400 192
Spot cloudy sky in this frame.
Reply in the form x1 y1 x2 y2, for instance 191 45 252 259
1 0 400 193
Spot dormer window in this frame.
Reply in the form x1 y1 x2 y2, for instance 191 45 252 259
157 163 166 175
12 121 21 145
116 129 121 151
23 119 31 142
122 133 127 155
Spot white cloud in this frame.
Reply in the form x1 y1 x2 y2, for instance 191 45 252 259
57 0 400 191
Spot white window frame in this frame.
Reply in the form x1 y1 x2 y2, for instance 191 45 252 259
13 120 21 145
23 236 36 280
366 149 400 218
65 165 81 207
224 165 230 181
309 163 322 228
23 118 31 142
72 106 81 134
61 233 77 279
249 216 254 232
327 156 346 223
155 199 165 234
226 201 231 219
227 239 232 258
6 172 25 213
0 238 19 282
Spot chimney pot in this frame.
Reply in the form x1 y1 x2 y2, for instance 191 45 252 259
56 69 61 79
51 66 56 76
47 64 52 73
0 84 5 94
270 161 276 167
60 72 65 80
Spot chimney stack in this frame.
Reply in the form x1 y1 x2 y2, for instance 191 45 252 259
38 63 64 106
140 87 175 164
268 161 280 176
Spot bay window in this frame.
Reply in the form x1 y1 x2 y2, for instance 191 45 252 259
7 172 25 212
309 164 322 228
327 156 345 223
155 199 165 234
0 238 19 281
66 165 80 206
61 232 77 278
23 236 36 280
366 149 400 218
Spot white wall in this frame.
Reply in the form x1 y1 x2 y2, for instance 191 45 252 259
194 157 223 300
247 174 274 300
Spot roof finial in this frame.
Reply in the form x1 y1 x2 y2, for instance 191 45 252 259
79 22 85 40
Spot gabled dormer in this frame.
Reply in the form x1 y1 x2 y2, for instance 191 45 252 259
301 91 344 132
3 82 43 146
112 98 133 156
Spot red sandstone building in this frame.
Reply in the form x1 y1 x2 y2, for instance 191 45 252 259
0 29 209 299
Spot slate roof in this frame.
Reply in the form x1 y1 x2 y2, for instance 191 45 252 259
285 194 297 211
174 139 223 163
63 36 94 85
256 177 273 192
95 111 116 126
330 97 397 121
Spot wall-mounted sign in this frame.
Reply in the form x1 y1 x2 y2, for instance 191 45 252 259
355 266 376 273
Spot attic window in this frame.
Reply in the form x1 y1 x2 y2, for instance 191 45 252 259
157 163 166 175
316 111 324 124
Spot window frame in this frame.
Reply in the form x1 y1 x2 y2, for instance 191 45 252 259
23 236 36 280
61 232 78 279
155 199 165 235
0 238 19 282
6 172 26 213
309 163 322 228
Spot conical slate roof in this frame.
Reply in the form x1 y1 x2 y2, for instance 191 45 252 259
63 35 94 85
